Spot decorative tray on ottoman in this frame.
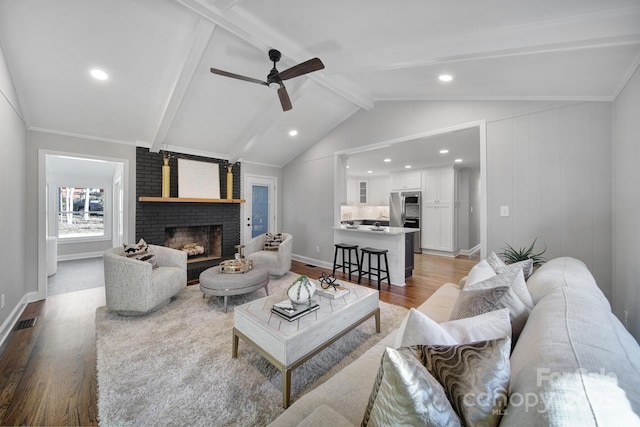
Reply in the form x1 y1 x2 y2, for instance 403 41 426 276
219 258 253 274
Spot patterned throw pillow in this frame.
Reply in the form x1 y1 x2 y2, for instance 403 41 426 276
123 238 149 257
362 347 461 427
410 337 511 427
449 286 511 321
487 251 534 280
460 267 531 341
263 232 284 250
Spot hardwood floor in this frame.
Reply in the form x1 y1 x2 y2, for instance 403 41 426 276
0 253 477 426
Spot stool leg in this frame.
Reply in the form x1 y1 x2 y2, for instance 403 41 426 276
383 252 390 286
358 251 364 283
347 248 352 281
375 254 381 290
332 246 339 275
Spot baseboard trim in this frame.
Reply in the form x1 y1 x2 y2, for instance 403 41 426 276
292 254 332 270
57 252 104 262
459 244 481 257
0 291 38 356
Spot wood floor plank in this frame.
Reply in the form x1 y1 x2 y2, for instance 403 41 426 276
0 253 476 426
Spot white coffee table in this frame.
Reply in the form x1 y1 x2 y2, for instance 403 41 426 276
232 280 380 408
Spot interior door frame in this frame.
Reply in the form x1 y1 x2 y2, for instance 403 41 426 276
242 174 278 244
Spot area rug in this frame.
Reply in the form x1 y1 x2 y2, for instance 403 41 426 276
95 272 408 427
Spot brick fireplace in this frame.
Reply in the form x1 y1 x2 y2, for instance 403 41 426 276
136 148 241 281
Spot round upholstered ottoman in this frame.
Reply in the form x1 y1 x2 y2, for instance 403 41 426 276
199 264 270 312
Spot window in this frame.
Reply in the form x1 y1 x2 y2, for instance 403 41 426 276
57 187 105 239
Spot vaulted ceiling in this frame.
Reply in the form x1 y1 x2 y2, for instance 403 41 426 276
1 0 639 167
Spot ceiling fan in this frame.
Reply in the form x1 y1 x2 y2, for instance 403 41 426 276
210 49 324 112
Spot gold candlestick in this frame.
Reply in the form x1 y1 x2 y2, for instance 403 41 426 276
226 165 233 200
162 157 170 198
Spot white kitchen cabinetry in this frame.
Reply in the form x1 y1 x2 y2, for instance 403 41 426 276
347 176 389 205
368 175 391 205
391 171 422 191
422 167 458 252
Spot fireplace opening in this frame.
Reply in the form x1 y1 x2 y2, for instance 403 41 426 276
164 225 222 263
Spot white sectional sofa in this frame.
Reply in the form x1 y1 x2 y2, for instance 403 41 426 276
269 257 640 426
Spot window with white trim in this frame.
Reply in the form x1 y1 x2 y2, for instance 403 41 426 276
57 187 105 239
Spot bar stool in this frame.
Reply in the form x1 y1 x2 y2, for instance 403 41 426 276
358 247 390 290
332 243 360 281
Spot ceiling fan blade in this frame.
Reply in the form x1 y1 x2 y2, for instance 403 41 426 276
210 68 267 86
277 85 292 111
277 58 324 81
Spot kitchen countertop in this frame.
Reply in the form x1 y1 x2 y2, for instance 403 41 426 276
334 225 419 235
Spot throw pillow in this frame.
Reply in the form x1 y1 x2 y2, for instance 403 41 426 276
135 252 158 269
486 251 507 272
454 267 531 341
461 259 496 290
411 337 511 427
394 308 511 349
263 232 284 250
123 238 149 257
362 347 461 427
487 251 534 280
449 286 510 321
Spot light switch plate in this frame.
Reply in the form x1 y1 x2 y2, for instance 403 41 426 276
500 206 509 217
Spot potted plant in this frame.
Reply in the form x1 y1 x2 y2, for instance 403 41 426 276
499 238 547 267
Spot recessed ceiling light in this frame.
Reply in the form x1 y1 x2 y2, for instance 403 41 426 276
289 130 298 137
90 69 108 80
405 165 412 169
346 165 349 169
367 170 373 174
439 149 449 154
383 158 391 162
439 74 453 82
454 158 463 163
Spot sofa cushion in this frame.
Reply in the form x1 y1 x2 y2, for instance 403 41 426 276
394 307 511 349
362 347 461 426
526 257 609 309
504 287 640 426
297 405 354 427
411 337 511 427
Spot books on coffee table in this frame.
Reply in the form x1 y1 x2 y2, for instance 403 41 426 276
315 285 350 299
272 300 319 321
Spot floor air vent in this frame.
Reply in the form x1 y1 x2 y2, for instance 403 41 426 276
305 264 316 268
14 317 37 331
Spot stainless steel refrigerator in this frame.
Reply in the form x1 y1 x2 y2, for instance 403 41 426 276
389 191 422 253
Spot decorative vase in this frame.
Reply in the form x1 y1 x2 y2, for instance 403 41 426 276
287 275 316 306
226 165 233 200
162 157 170 198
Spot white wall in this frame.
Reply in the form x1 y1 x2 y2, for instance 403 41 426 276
487 102 613 299
282 100 613 300
458 167 481 251
613 64 640 341
0 42 27 334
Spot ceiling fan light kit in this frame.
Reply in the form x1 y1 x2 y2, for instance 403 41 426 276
210 49 324 112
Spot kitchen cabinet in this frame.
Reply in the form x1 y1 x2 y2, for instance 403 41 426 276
391 171 422 191
423 168 454 204
368 175 390 205
422 167 457 252
347 176 389 205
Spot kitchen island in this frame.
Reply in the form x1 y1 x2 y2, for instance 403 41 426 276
333 225 419 286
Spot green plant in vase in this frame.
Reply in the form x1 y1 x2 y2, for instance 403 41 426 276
499 238 547 267
287 275 317 306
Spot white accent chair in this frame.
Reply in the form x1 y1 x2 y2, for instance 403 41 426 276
103 244 187 316
244 233 293 276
